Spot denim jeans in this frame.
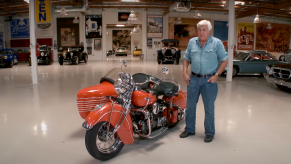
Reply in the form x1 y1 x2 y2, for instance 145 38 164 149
185 74 218 136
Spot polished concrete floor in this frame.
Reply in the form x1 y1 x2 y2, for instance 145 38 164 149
0 59 291 164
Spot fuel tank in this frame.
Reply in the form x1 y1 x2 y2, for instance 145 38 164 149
132 90 157 107
77 81 118 119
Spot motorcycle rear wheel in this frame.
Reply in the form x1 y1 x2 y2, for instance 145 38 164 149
85 121 124 161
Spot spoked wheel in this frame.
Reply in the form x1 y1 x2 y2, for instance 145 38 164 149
85 121 124 161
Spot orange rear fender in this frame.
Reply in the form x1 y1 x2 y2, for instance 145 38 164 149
83 103 134 145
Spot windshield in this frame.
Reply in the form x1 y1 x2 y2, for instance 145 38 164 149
117 48 126 50
234 52 249 60
0 50 13 55
39 46 47 51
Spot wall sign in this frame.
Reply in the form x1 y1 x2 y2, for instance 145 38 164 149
118 12 130 22
147 15 163 38
237 22 254 51
35 0 51 23
10 19 30 38
85 15 102 39
214 20 228 50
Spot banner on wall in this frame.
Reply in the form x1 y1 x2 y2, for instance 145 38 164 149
237 22 254 50
168 17 205 50
112 30 131 54
85 15 102 39
35 0 51 23
255 23 291 52
0 24 3 49
10 19 30 38
214 20 228 50
147 15 163 38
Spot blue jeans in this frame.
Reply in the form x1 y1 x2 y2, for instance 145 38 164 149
185 75 218 136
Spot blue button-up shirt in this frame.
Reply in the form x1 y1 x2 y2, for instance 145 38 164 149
184 36 228 75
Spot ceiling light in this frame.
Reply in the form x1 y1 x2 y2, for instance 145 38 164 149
136 25 141 31
176 17 182 24
116 24 125 27
19 18 25 25
73 17 79 23
266 23 272 29
24 0 29 3
60 7 67 16
253 8 261 23
128 10 137 21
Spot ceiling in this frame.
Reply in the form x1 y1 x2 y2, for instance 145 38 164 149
0 0 291 22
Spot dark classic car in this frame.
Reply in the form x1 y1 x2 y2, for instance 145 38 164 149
264 63 291 90
157 39 181 65
106 50 113 56
58 45 88 65
29 45 51 65
278 49 291 63
0 48 18 68
225 50 283 76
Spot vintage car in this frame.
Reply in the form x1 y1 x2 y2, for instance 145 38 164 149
29 45 51 66
133 49 142 56
115 47 127 56
157 39 181 65
224 50 283 76
264 63 291 90
0 48 18 68
278 49 291 63
58 45 88 65
106 50 113 56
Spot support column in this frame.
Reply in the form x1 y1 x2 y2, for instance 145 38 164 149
226 0 234 82
30 0 38 84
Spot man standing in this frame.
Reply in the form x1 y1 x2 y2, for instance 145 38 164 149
180 20 228 143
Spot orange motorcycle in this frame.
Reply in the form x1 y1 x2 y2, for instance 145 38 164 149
77 61 187 161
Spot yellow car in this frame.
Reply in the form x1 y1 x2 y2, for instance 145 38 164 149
133 49 142 56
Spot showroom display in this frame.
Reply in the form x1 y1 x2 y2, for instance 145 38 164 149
0 48 18 68
264 63 291 90
29 45 51 66
58 45 88 65
77 62 186 161
157 39 181 65
225 50 283 76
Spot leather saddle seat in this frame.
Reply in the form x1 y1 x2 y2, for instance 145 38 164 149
132 73 178 97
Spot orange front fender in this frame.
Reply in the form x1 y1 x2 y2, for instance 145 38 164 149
83 103 134 145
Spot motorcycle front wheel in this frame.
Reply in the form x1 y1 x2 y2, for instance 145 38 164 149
85 121 124 161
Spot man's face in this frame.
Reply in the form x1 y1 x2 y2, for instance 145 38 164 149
198 25 211 41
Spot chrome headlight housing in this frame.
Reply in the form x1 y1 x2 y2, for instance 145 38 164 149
4 56 7 59
171 48 176 55
114 78 126 94
266 65 273 75
162 49 166 55
41 52 44 56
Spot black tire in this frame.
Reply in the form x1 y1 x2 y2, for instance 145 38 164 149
75 56 79 65
45 56 50 65
175 57 179 65
8 61 13 68
58 56 63 65
28 58 31 66
85 121 124 161
232 67 238 77
276 84 287 90
157 54 161 64
84 55 88 63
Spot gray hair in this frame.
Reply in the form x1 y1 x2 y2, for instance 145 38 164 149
197 20 212 31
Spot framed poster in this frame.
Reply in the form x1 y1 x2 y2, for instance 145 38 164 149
10 19 30 38
118 12 130 22
255 22 291 52
214 20 228 50
60 28 76 47
237 22 254 51
94 39 101 50
147 38 152 47
147 15 163 38
85 15 102 39
112 30 131 54
57 18 79 51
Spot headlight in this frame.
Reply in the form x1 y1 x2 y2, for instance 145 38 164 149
171 49 176 55
114 78 126 94
266 65 273 75
162 49 166 55
70 52 73 56
41 52 44 56
4 56 7 59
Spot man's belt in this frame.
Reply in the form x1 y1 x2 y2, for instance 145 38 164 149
191 72 214 78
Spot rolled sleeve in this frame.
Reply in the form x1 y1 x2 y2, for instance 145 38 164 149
183 40 192 62
217 41 228 62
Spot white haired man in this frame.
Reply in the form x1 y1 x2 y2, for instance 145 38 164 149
180 20 228 142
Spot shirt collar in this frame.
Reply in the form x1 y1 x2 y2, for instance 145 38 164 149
195 35 213 43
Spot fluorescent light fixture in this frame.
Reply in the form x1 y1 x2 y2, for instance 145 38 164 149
116 24 125 27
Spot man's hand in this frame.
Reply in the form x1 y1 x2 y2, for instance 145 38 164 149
183 73 190 85
207 75 219 83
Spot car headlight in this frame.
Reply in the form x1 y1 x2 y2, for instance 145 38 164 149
266 65 273 75
4 56 7 59
162 49 166 55
171 49 176 55
114 78 126 94
70 52 73 56
41 52 44 56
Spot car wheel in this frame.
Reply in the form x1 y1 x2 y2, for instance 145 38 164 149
232 67 238 77
175 57 179 65
84 55 88 63
75 56 79 65
8 61 13 68
59 56 63 65
45 57 50 65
